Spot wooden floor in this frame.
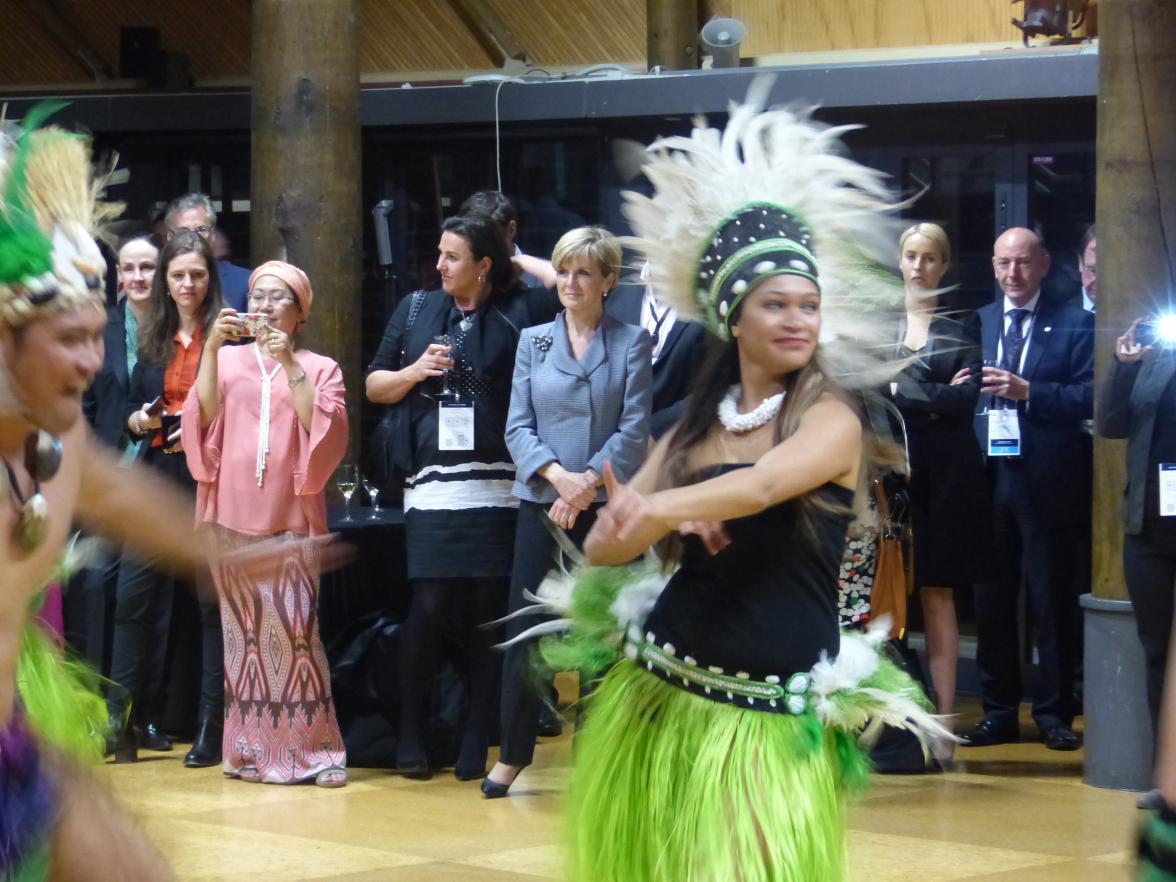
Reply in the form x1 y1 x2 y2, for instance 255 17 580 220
104 703 1142 882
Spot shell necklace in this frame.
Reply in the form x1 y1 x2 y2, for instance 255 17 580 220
717 385 784 434
1 431 63 554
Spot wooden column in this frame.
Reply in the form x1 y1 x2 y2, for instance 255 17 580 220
1093 0 1176 599
251 0 362 459
647 0 699 70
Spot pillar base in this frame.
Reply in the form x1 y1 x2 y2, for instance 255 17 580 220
1081 593 1153 791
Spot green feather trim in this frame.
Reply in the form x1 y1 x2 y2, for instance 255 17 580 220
0 101 68 285
539 565 633 679
16 623 109 764
567 661 862 882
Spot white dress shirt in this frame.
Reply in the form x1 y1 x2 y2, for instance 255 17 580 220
642 286 677 363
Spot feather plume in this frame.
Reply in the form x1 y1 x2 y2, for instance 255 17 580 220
622 77 911 391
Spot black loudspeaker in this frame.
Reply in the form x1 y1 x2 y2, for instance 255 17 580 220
119 27 161 82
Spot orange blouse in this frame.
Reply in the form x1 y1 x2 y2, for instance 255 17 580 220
153 325 203 448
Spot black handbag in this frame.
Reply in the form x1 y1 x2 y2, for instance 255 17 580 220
368 289 428 489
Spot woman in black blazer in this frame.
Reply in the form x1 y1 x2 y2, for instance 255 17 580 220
1099 319 1176 806
107 232 223 765
892 223 989 763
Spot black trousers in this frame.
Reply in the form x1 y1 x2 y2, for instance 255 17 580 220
62 545 119 676
1123 520 1176 737
499 499 599 767
107 552 224 723
973 462 1077 730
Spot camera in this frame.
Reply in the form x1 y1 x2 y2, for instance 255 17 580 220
1137 314 1176 348
239 313 270 338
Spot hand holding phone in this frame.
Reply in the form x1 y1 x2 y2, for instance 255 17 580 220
144 396 164 417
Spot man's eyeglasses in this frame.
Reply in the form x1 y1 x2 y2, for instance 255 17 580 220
170 225 212 237
247 291 295 306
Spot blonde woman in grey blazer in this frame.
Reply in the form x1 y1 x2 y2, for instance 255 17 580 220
484 227 652 797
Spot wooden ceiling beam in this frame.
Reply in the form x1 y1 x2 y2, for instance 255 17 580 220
23 0 114 82
445 0 529 66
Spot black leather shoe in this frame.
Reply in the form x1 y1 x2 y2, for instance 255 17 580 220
1041 724 1081 751
395 747 430 780
140 723 173 752
959 717 1019 747
184 708 223 768
536 705 563 738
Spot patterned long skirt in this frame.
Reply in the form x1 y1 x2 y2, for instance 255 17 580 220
212 527 346 784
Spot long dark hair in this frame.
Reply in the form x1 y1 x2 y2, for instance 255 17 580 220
138 232 223 364
442 213 514 298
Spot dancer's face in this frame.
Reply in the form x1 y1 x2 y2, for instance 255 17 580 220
730 275 821 376
1 304 105 435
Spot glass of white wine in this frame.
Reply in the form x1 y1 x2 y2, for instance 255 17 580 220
334 464 359 522
362 476 381 519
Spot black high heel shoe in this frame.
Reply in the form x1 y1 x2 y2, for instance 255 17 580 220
480 764 526 799
106 725 138 764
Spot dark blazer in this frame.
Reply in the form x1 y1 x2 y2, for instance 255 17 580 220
606 283 709 438
366 285 561 473
217 260 250 313
1098 352 1176 535
125 357 194 484
975 295 1094 521
507 312 652 503
84 300 133 448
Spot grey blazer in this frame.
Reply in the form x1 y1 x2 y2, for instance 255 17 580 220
1098 351 1176 535
506 311 652 503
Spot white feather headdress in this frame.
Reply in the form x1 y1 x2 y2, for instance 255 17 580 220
622 78 909 389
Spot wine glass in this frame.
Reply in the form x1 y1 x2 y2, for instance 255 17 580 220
362 476 381 519
334 464 358 522
433 334 453 398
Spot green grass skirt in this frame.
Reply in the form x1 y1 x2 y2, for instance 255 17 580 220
566 660 870 882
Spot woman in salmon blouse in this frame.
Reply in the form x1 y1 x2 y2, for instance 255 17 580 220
183 260 349 787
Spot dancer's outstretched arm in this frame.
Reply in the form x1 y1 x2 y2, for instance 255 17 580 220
586 393 860 565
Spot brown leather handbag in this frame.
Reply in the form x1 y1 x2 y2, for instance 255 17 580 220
868 480 914 639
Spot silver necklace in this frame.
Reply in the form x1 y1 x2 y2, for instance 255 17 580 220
717 385 785 434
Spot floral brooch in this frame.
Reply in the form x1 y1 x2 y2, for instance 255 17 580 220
531 334 553 353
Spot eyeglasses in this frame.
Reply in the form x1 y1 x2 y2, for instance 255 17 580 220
170 225 212 237
247 291 295 306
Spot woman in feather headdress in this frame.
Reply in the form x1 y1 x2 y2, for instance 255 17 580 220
528 89 951 882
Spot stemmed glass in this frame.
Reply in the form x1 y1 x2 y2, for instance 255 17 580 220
362 476 381 519
433 334 453 399
334 464 359 522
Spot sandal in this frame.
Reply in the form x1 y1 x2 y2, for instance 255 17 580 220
315 767 348 788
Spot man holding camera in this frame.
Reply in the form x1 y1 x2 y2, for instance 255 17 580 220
960 227 1094 751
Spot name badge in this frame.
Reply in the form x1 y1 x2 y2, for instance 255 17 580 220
1160 464 1176 516
438 399 475 451
987 408 1021 457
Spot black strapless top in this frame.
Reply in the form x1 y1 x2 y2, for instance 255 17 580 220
642 466 854 678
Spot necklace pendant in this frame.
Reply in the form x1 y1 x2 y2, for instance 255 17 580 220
30 431 63 481
14 492 49 553
459 317 474 332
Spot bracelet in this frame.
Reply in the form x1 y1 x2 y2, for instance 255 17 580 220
288 370 308 389
132 411 145 436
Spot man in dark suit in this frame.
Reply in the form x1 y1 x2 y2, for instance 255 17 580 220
606 266 709 439
960 227 1094 751
163 193 250 312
